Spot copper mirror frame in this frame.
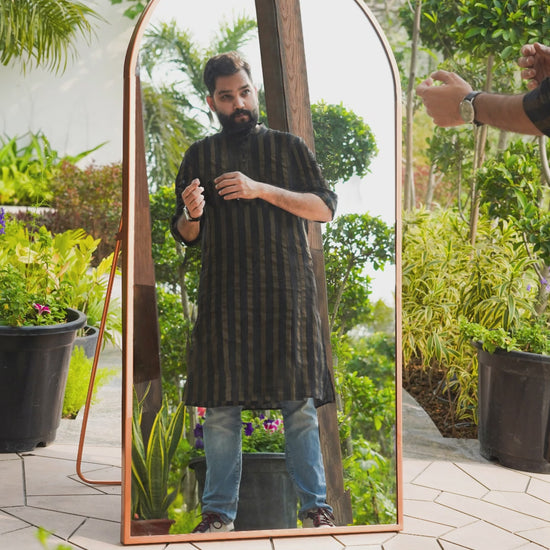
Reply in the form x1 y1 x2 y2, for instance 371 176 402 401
121 0 402 544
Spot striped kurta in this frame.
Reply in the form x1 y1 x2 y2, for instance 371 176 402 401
524 77 550 136
171 124 337 409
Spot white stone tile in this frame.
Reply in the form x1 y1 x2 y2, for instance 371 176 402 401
5 506 84 539
412 462 489 498
402 515 453 537
383 533 442 549
404 483 441 501
528 471 550 483
0 511 29 535
192 538 274 550
404 500 475 528
527 477 550 505
483 491 550 522
456 461 531 492
23 455 107 496
436 492 549 532
441 520 535 550
0 526 81 549
272 535 344 550
0 458 24 507
515 543 550 550
439 542 473 550
27 494 121 523
334 532 396 545
516 526 550 547
403 459 430 483
70 517 131 549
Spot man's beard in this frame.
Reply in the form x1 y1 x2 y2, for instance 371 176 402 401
217 108 259 135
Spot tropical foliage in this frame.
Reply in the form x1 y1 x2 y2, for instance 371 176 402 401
0 0 99 73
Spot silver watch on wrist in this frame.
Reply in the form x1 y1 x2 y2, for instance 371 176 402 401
183 205 202 222
459 91 483 126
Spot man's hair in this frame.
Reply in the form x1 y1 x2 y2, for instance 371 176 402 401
203 51 253 95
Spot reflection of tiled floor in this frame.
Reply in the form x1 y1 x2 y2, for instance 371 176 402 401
1 352 549 549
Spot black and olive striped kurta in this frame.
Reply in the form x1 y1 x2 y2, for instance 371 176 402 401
524 77 550 136
171 124 337 409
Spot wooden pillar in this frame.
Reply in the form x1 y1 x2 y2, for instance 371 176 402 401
131 74 162 441
255 0 352 525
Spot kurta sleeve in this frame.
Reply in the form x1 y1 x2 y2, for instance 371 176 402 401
523 77 550 137
170 144 202 246
291 136 338 219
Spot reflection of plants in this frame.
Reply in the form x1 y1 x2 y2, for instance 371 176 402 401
324 213 395 336
333 332 396 525
132 395 185 520
192 409 286 454
343 437 396 525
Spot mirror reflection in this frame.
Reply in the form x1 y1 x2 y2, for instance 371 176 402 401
124 0 400 541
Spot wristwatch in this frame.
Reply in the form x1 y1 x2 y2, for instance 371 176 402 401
183 205 202 222
459 91 483 126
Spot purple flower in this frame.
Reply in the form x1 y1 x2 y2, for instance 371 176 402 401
243 422 254 436
0 208 5 235
193 422 203 439
33 303 51 315
527 284 532 291
194 438 204 450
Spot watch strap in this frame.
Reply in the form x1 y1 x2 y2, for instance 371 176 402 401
464 91 483 126
183 205 202 222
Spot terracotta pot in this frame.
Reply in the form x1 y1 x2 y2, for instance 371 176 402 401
130 518 175 536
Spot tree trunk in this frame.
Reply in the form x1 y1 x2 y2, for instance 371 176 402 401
404 0 422 211
469 55 493 246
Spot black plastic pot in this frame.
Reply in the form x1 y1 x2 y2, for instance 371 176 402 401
74 324 100 358
0 308 86 453
476 342 550 473
190 452 298 530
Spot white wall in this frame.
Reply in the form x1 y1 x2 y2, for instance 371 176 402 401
0 1 135 165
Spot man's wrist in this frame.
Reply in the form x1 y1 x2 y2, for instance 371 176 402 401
459 91 483 126
183 205 202 222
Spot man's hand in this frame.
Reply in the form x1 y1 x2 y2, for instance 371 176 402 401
416 70 473 127
215 171 263 200
182 178 205 219
518 42 550 90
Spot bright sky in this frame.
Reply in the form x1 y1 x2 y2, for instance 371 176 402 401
146 0 397 301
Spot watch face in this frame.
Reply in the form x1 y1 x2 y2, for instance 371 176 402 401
459 99 475 124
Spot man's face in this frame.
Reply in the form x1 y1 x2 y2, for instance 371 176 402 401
207 69 259 133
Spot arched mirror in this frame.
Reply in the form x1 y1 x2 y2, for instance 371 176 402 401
121 0 402 543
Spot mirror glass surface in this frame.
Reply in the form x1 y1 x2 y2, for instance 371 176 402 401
123 0 400 542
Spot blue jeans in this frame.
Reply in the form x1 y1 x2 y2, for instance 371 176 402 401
201 398 332 523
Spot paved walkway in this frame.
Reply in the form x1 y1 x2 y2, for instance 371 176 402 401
1 347 549 550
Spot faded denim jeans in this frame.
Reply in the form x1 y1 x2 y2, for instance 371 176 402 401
201 398 332 523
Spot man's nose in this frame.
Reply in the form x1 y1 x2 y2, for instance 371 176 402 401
234 96 245 109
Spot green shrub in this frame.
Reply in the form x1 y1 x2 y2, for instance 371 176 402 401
0 132 101 206
402 207 537 424
63 346 116 419
50 162 122 263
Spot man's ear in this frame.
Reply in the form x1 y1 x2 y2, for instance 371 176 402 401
206 96 215 112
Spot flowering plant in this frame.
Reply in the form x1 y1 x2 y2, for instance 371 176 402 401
193 408 285 454
0 208 120 332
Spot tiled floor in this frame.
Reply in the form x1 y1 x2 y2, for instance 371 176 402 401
1 349 549 549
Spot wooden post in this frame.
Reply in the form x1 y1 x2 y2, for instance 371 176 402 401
131 74 163 442
255 0 353 525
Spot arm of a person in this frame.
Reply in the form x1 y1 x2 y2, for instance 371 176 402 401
214 172 334 222
474 92 542 135
416 69 542 135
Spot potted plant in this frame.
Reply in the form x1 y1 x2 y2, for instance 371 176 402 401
460 139 550 474
0 209 92 452
131 394 185 536
189 409 298 531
